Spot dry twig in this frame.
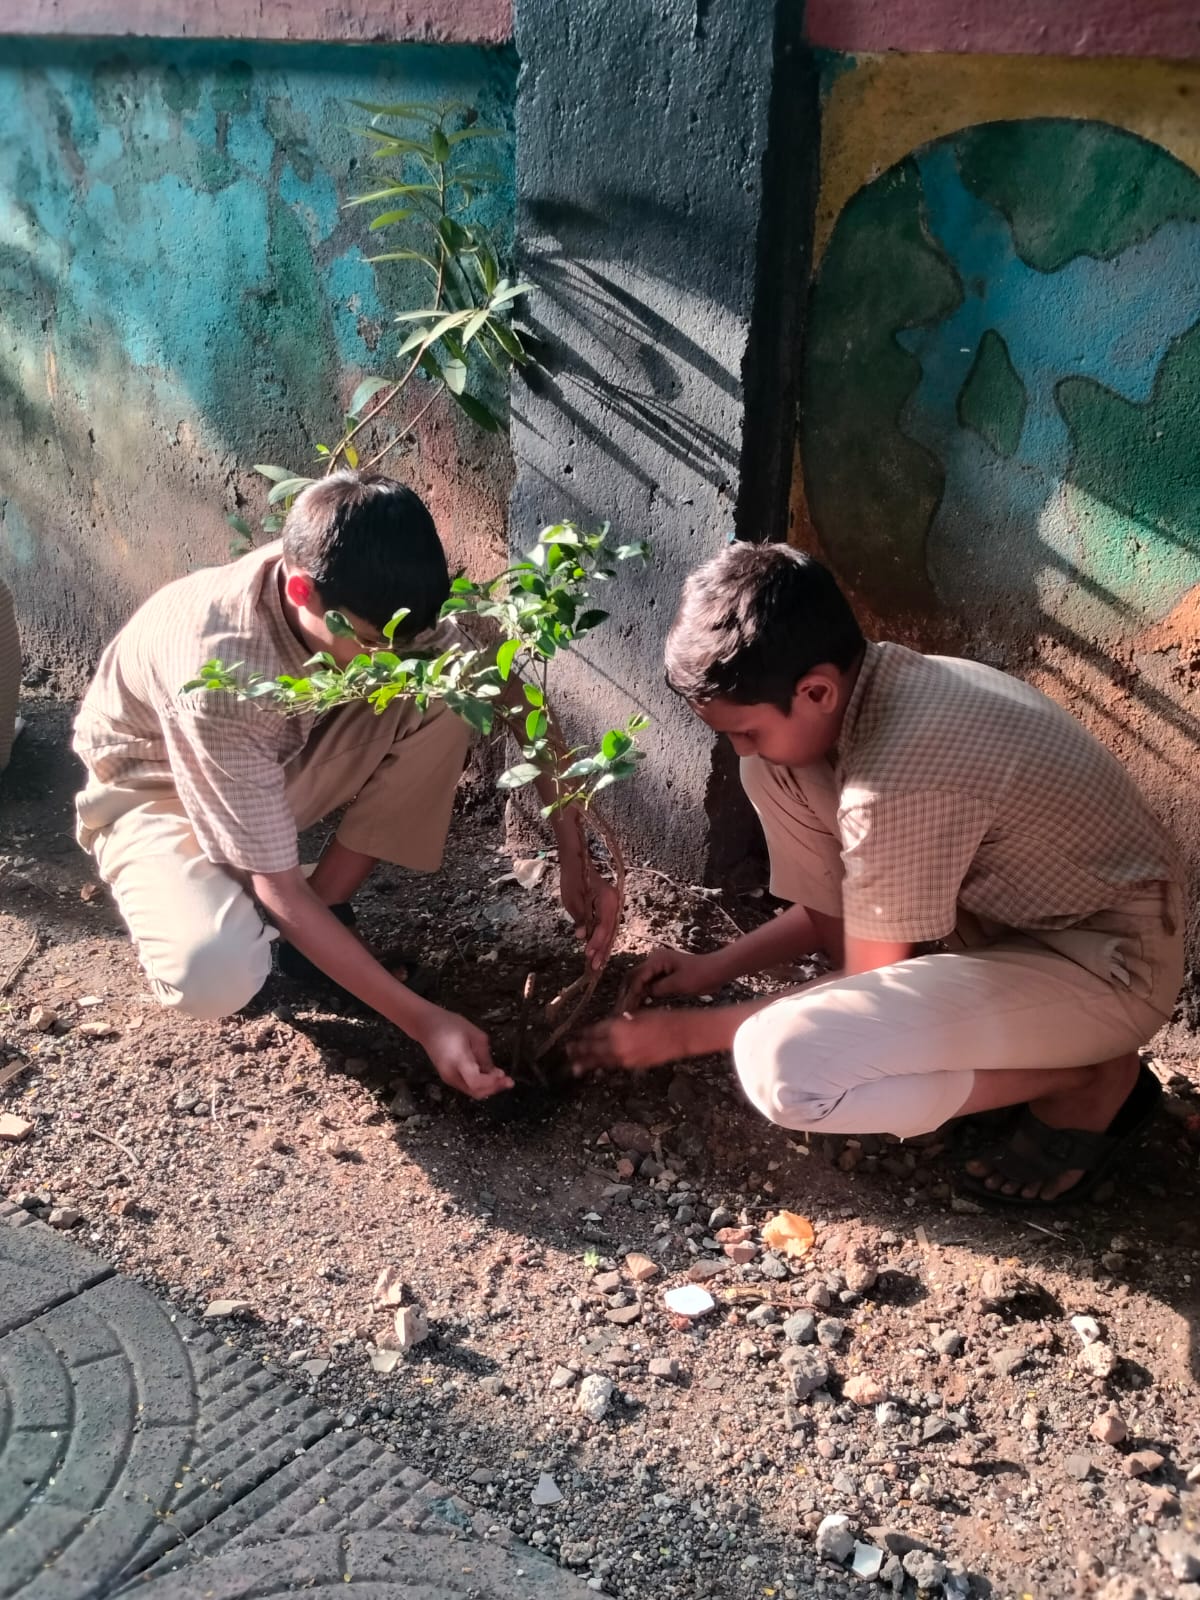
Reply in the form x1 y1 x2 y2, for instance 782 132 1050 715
0 930 40 995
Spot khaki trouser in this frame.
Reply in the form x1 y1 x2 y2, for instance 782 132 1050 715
735 756 1185 1139
76 698 470 1021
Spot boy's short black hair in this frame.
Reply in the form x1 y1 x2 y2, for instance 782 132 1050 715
281 471 449 636
665 543 865 713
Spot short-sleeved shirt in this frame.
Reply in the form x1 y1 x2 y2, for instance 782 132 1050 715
835 643 1182 943
73 542 456 876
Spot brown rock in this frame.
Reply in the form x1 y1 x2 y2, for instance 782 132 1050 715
28 1005 57 1033
0 1113 33 1143
1091 1410 1128 1446
687 1258 730 1283
608 1121 654 1156
625 1252 660 1284
723 1241 757 1264
1123 1450 1165 1478
615 1158 636 1179
607 1304 642 1326
715 1226 755 1245
844 1373 887 1406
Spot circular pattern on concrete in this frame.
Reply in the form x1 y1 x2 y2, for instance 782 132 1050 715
126 1531 578 1598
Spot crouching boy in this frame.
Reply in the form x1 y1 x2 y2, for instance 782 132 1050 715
74 472 612 1099
571 544 1184 1205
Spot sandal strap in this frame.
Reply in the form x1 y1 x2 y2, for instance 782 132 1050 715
988 1112 1116 1188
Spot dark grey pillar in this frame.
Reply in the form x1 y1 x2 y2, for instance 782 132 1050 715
510 0 816 880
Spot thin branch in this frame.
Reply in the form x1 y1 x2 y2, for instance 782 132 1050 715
0 931 39 995
360 383 445 473
88 1127 140 1169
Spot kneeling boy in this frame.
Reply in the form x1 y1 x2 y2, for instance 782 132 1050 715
571 544 1183 1204
74 472 611 1100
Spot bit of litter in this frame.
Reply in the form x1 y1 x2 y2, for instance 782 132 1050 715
663 1284 716 1318
761 1211 815 1258
531 1472 562 1506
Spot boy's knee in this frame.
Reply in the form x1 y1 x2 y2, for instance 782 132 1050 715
732 1012 844 1132
157 934 270 1020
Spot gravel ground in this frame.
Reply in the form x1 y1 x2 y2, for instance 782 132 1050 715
3 698 1200 1600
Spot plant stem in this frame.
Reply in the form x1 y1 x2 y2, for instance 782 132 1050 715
360 382 445 472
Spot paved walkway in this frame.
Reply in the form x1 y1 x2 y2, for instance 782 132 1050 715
0 1201 589 1599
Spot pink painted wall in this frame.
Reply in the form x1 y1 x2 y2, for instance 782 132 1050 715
0 0 511 44
805 0 1200 60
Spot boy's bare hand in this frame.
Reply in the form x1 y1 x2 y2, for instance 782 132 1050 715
622 946 717 1010
568 1010 686 1075
419 1011 513 1099
560 855 620 971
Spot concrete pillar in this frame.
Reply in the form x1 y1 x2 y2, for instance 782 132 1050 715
510 0 816 879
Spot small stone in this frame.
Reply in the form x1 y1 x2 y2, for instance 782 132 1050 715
320 1134 356 1158
648 1357 680 1381
807 1282 833 1309
746 1303 779 1327
615 1157 636 1179
844 1249 879 1295
594 1270 622 1293
881 1555 904 1586
933 1330 964 1357
903 1549 947 1590
394 1306 429 1350
815 1512 856 1564
16 1190 50 1210
608 1121 654 1155
990 1345 1028 1377
28 1006 57 1033
844 1373 887 1406
687 1258 729 1283
922 1416 955 1444
606 1304 641 1326
817 1317 847 1348
373 1266 406 1307
577 1373 614 1421
1091 1410 1128 1446
1080 1341 1119 1379
625 1252 660 1283
1122 1449 1165 1478
978 1266 1033 1307
708 1206 736 1230
370 1348 402 1375
478 1375 506 1397
531 1472 562 1507
783 1311 816 1344
785 1348 830 1400
78 1019 117 1039
715 1224 755 1244
1065 1453 1094 1481
561 1542 595 1568
851 1543 885 1580
0 1113 33 1143
549 1364 576 1390
760 1252 789 1281
301 1359 330 1377
203 1299 251 1318
724 1241 757 1264
47 1207 81 1230
737 1338 758 1360
1071 1314 1103 1345
387 1084 419 1118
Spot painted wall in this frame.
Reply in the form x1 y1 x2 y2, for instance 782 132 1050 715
794 53 1200 941
0 37 516 684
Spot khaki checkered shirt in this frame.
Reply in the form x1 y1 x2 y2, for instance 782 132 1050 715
836 643 1182 943
73 542 456 876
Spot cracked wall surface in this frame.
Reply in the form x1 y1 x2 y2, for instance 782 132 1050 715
0 36 516 686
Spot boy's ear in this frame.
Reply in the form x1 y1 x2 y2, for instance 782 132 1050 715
285 572 315 608
793 668 840 713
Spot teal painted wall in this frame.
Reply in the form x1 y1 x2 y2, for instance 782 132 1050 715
0 37 516 682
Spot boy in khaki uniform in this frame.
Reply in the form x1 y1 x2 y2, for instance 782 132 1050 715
571 544 1184 1205
74 472 614 1100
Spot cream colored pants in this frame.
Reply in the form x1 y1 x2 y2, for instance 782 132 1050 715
77 698 470 1022
734 756 1185 1138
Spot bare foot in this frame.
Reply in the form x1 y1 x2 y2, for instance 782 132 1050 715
964 1053 1140 1202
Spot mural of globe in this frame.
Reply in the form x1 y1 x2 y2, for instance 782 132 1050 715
801 119 1200 645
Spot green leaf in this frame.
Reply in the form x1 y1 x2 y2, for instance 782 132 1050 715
450 575 475 593
452 391 501 432
267 475 316 505
560 757 596 780
345 184 439 207
489 320 528 364
590 772 618 795
496 637 520 680
489 281 534 308
227 513 253 537
382 608 411 641
367 249 440 272
576 608 609 632
628 712 651 733
447 126 505 144
350 99 443 116
601 729 632 761
526 708 549 742
367 208 413 230
461 307 491 346
253 463 297 483
438 215 471 253
348 376 390 417
496 761 542 791
344 444 359 469
430 127 451 163
523 682 544 708
441 357 467 395
325 611 357 638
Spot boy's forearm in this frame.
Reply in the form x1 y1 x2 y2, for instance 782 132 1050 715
703 902 832 987
251 869 442 1040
